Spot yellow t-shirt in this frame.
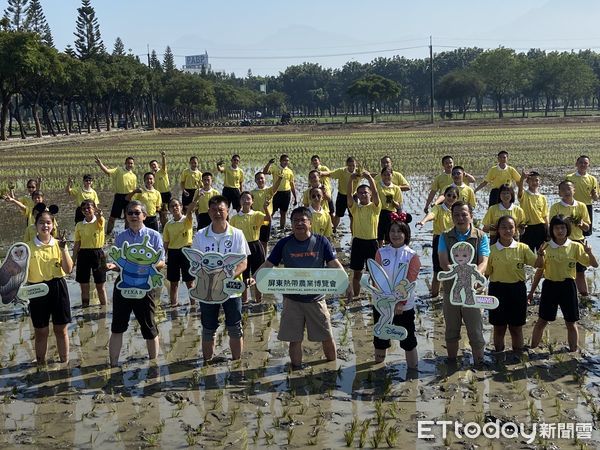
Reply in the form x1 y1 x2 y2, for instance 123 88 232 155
431 204 453 236
484 165 521 189
376 182 402 211
154 168 170 193
251 187 275 222
163 216 194 249
132 188 162 217
19 195 34 210
180 168 202 189
315 164 332 191
486 241 537 283
269 165 294 191
302 185 331 212
543 239 590 281
230 210 266 242
549 200 590 241
430 173 454 194
27 238 66 283
24 207 59 230
68 187 99 207
455 184 477 208
565 172 599 205
350 202 381 240
224 166 244 189
482 203 526 239
195 188 220 214
374 171 409 188
107 167 137 194
74 216 105 249
309 207 332 238
331 167 358 196
518 190 548 225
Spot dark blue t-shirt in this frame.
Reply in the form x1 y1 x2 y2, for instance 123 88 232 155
268 233 336 302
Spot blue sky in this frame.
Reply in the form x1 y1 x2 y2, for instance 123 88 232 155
8 0 600 76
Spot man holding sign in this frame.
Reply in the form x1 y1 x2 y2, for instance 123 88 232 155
258 207 352 368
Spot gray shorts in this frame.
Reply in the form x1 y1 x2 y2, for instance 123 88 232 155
278 297 333 342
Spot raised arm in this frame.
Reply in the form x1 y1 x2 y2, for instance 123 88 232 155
161 151 167 171
416 211 436 228
262 158 275 176
464 172 476 184
216 159 225 173
94 155 111 175
3 195 26 212
65 176 73 195
517 169 527 199
365 172 379 207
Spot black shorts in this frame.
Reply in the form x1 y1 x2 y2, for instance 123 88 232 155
377 210 393 242
432 234 442 273
144 216 159 231
372 307 417 351
259 224 270 243
584 204 593 236
242 240 265 280
166 248 194 283
335 192 349 218
160 191 172 206
539 278 579 322
182 189 196 207
75 248 107 284
222 186 241 211
111 281 158 339
350 238 379 271
75 207 84 223
573 239 587 273
28 278 71 328
488 281 527 326
488 188 500 207
110 193 129 219
521 223 547 252
196 212 211 230
272 190 291 213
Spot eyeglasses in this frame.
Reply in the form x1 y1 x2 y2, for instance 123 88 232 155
127 211 142 216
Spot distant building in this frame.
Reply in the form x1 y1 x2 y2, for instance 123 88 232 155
183 52 210 73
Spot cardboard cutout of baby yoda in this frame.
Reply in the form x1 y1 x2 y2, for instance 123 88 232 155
360 258 415 341
437 241 499 309
0 242 49 307
109 235 163 299
182 248 246 304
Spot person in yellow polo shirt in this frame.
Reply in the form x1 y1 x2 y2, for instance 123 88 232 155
474 150 521 207
73 200 106 307
192 172 220 231
348 171 381 296
180 156 202 212
230 191 271 304
517 170 548 252
549 180 591 295
27 210 74 365
217 154 244 212
565 155 599 236
486 216 541 353
308 187 332 238
263 154 297 231
482 184 526 243
417 185 459 298
373 155 410 192
251 171 281 253
320 156 359 233
127 172 162 231
163 199 196 307
95 155 137 234
65 175 100 223
149 151 170 230
423 155 476 213
529 215 598 352
302 170 331 212
449 166 476 209
310 154 334 213
376 167 402 246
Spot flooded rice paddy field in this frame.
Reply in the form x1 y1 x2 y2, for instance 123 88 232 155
1 127 600 448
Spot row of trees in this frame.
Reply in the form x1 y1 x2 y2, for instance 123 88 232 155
1 0 600 140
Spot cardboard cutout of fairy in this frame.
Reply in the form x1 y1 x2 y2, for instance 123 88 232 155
109 235 163 299
360 258 415 341
182 249 246 304
0 242 49 306
437 241 499 309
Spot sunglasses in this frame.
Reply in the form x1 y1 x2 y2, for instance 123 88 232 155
127 211 142 216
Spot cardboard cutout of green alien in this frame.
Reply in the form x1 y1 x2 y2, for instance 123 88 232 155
437 241 499 309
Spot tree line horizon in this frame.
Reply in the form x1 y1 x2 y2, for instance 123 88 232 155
1 0 600 141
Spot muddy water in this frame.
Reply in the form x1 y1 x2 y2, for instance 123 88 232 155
0 174 599 449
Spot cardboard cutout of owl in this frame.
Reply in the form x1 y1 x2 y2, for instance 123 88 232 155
0 242 49 306
360 258 414 341
437 241 499 309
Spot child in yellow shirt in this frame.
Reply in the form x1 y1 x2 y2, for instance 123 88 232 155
308 187 332 238
65 174 99 223
127 172 162 231
482 184 526 242
192 172 220 230
474 150 521 207
565 155 599 236
180 156 202 212
517 170 548 251
217 154 244 212
320 157 358 233
376 167 402 246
